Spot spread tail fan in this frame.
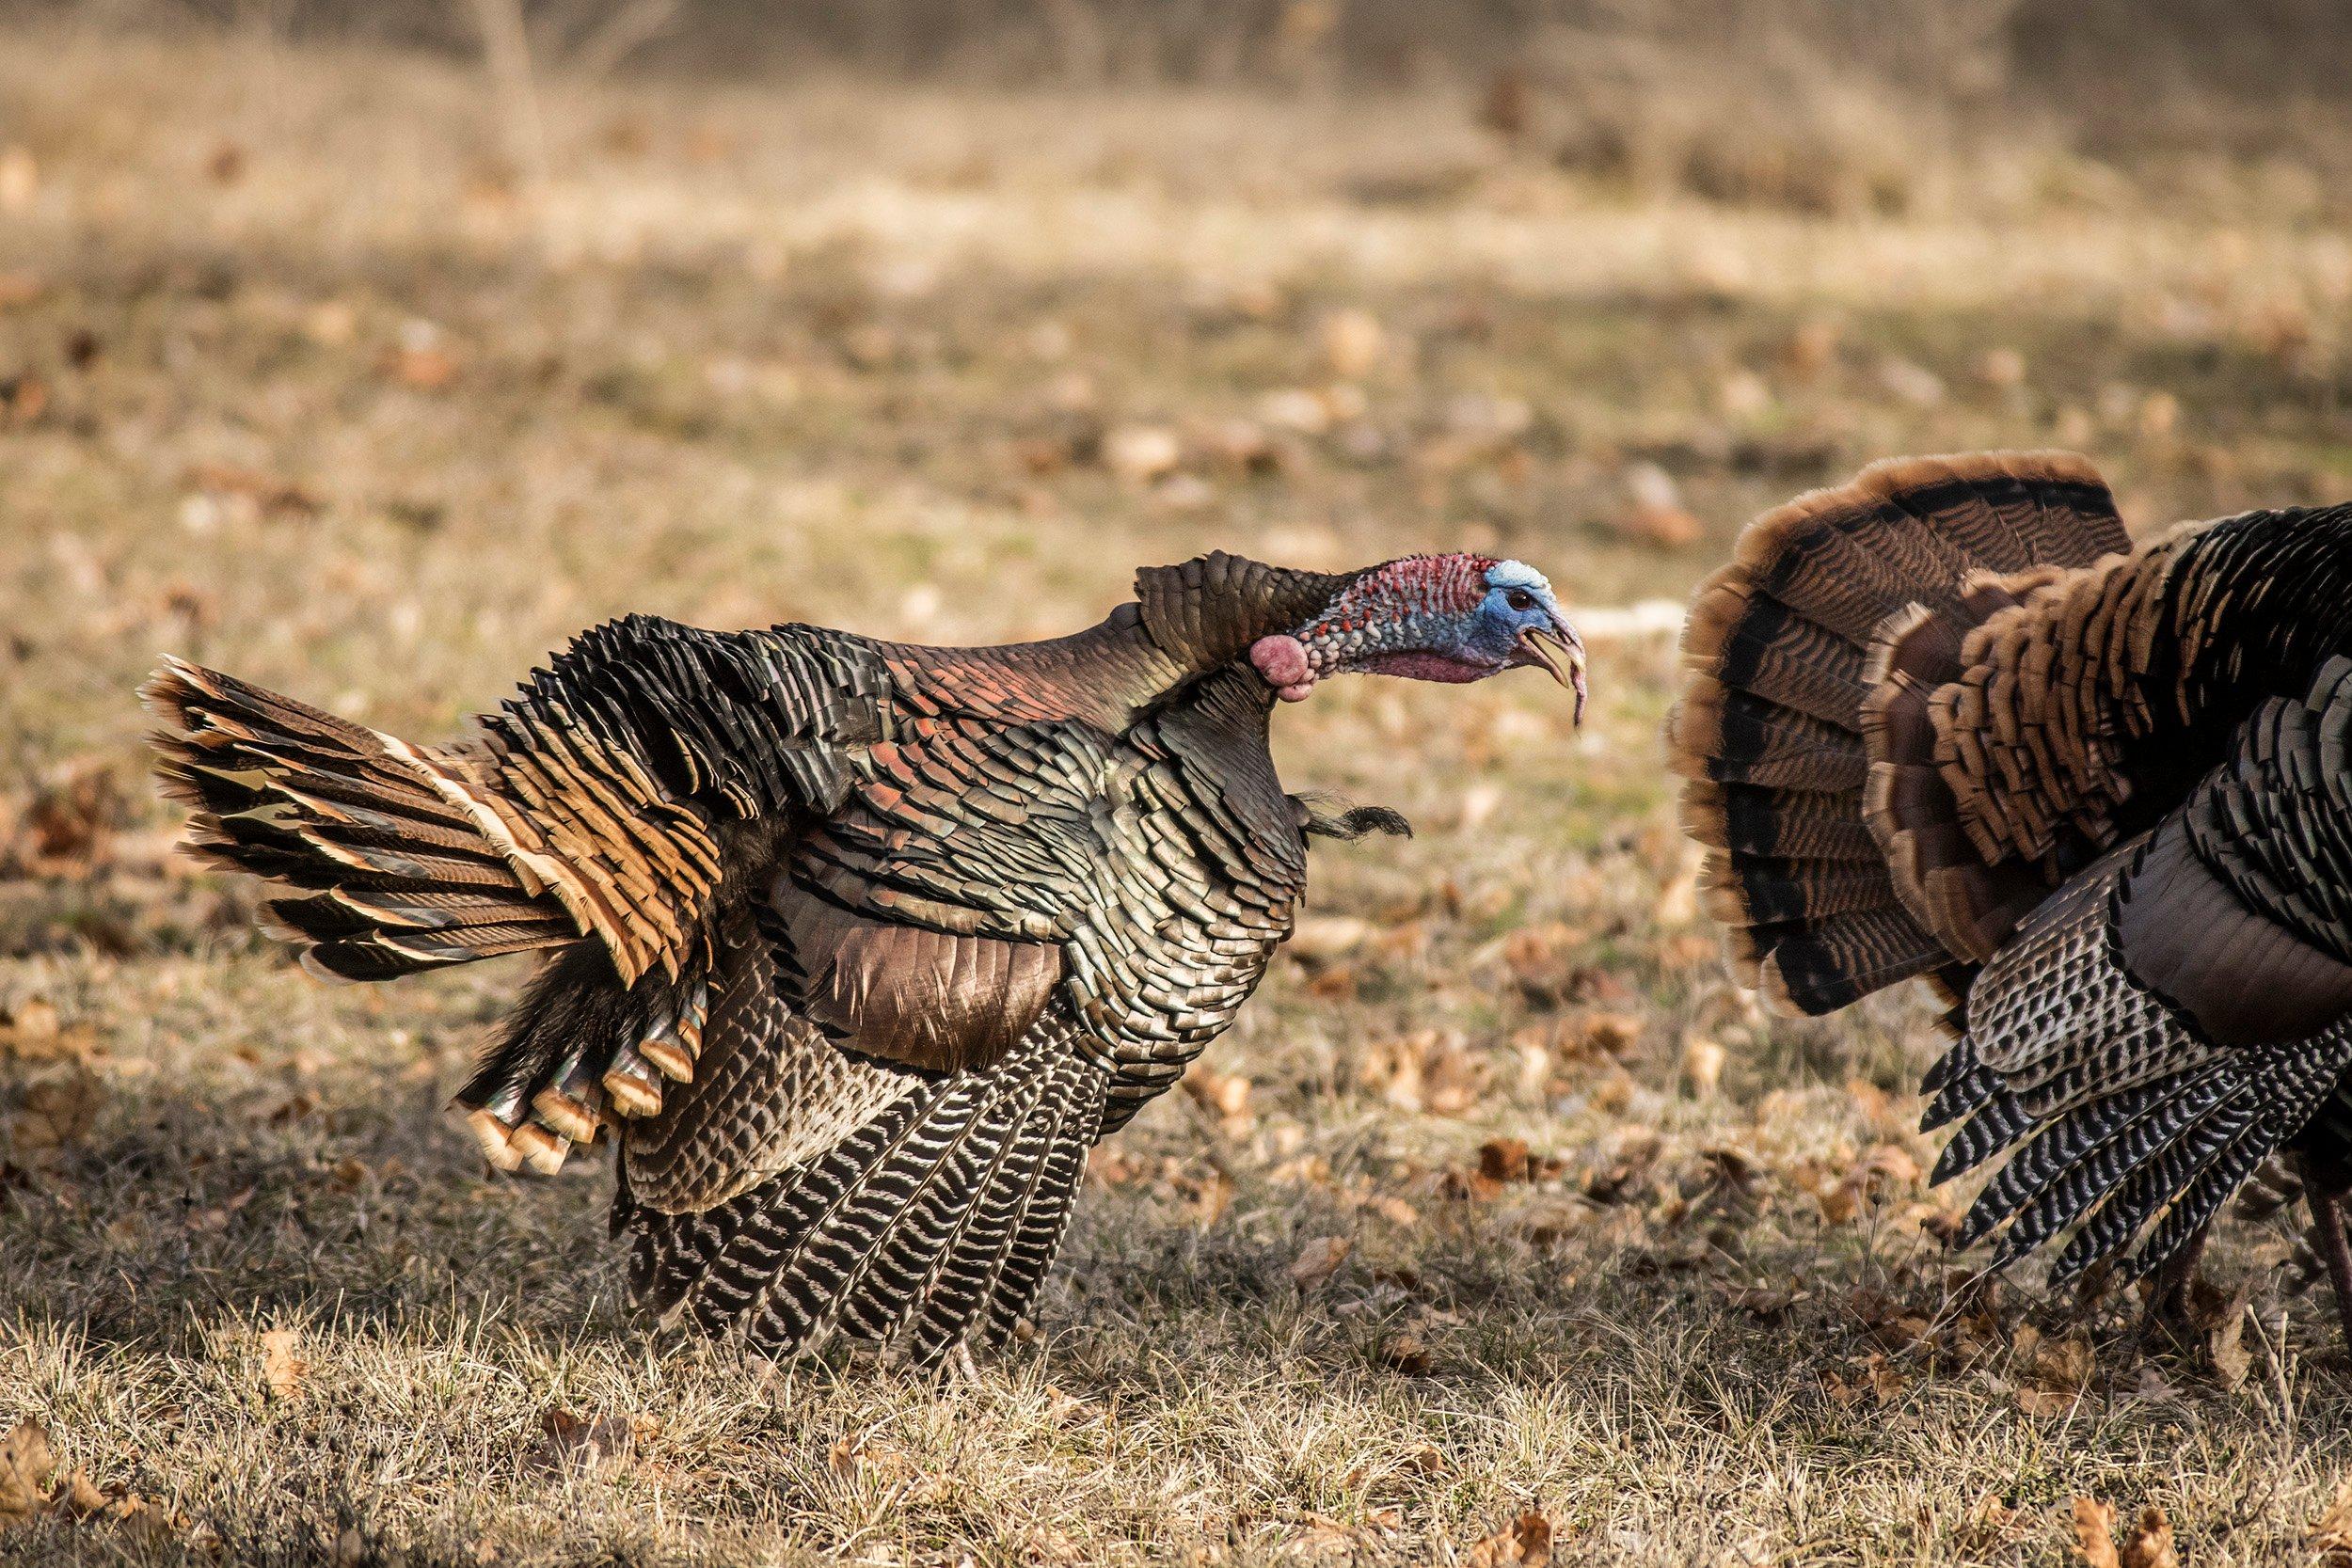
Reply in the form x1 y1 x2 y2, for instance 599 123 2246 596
141 656 579 981
1669 451 2126 1013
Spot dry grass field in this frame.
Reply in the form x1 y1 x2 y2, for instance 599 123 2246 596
8 24 2352 1566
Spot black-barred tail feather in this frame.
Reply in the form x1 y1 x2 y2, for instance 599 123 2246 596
1670 451 2126 1014
141 656 578 982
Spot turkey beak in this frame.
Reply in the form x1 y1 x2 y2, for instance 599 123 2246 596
1519 620 1588 725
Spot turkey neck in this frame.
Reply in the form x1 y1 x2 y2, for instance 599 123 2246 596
872 557 1359 734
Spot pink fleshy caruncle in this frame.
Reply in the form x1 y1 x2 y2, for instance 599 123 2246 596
1248 634 1316 701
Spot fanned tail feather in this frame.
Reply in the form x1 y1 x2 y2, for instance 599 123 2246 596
1671 451 2126 1015
141 655 577 981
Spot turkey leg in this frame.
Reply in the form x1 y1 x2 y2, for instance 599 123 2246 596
2137 1222 2211 1349
2298 1157 2352 1352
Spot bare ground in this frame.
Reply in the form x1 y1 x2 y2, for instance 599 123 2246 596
6 28 2352 1567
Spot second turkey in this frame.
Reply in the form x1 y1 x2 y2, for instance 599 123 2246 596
1673 451 2352 1347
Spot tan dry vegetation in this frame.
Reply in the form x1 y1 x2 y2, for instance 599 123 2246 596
6 25 2352 1568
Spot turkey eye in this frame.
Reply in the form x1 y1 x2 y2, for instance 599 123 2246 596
1505 589 1535 612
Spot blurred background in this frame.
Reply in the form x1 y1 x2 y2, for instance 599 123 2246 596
6 0 2352 772
5 4 2352 1561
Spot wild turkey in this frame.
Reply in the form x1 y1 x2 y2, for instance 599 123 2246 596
1670 451 2352 1343
143 551 1583 1369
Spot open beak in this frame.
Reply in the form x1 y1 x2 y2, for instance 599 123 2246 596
1518 621 1588 725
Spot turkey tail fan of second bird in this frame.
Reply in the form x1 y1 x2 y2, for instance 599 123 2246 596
1668 451 2128 1017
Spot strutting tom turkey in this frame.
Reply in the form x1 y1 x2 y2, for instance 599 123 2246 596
1671 451 2352 1342
143 552 1583 1369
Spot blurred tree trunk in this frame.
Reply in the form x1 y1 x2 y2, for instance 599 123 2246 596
465 0 549 193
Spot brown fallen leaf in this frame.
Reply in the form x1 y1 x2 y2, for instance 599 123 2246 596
2016 1385 2077 1418
1813 1141 1925 1223
1864 1352 1909 1404
1360 1028 1486 1117
1464 1506 1552 1567
2120 1505 2177 1568
1183 1068 1254 1137
1617 501 1703 550
1726 1286 1793 1320
382 345 458 391
6 759 123 876
1281 1514 1362 1560
1172 1165 1232 1227
826 1428 916 1492
0 373 44 427
1578 1013 1644 1057
260 1328 308 1402
1378 1332 1433 1374
0 1419 53 1526
183 463 324 520
1479 1137 1533 1184
52 1468 108 1519
528 1407 644 1477
1288 1235 1351 1292
51 1467 155 1528
2041 1332 2095 1388
2312 1474 2352 1563
0 1000 94 1065
184 1185 257 1234
6 1067 103 1152
2070 1497 2121 1568
1863 1143 1922 1187
1954 1491 2018 1551
1582 1129 1663 1205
